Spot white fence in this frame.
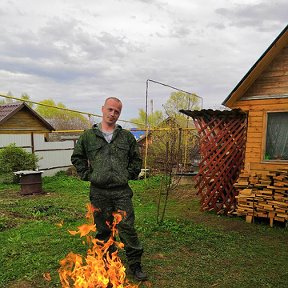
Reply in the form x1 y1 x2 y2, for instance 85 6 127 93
0 133 75 176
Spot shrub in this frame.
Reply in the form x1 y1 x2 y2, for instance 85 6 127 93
0 143 39 183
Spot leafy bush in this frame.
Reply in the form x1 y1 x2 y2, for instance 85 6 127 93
0 143 39 183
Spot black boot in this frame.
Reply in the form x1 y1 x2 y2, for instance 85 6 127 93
129 262 148 281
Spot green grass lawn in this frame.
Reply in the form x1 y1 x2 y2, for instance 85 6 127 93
0 173 287 288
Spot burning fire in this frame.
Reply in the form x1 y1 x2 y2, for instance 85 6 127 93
58 203 139 288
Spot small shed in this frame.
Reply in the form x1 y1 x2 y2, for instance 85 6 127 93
0 102 76 176
222 24 288 174
0 102 54 134
0 102 55 153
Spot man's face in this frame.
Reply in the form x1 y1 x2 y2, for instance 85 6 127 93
102 99 122 126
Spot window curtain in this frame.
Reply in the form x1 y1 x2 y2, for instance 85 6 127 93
266 112 288 160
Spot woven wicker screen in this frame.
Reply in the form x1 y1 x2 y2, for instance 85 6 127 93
180 109 247 214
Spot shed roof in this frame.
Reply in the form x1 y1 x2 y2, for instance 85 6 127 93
179 109 246 120
0 102 55 131
222 24 288 108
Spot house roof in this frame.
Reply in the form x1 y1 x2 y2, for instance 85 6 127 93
0 102 55 131
222 24 288 108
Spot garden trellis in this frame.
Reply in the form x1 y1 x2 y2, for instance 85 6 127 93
180 109 247 214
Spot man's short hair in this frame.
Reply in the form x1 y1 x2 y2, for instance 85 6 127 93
105 97 122 105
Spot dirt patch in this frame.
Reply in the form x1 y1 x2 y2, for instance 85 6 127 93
7 280 34 288
170 184 198 200
0 189 19 199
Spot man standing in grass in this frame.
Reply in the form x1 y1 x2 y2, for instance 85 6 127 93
71 97 148 281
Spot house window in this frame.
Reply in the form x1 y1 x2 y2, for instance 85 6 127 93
265 112 288 160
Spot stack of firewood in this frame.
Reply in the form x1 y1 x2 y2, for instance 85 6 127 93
234 169 288 227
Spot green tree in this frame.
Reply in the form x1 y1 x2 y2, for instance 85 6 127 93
20 93 34 108
163 91 201 119
35 99 90 130
130 108 164 128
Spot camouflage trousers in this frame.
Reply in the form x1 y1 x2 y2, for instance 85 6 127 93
89 184 144 266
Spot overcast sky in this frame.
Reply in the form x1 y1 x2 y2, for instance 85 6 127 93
0 0 287 125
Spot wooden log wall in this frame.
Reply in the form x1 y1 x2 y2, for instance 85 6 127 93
242 46 288 98
232 98 288 173
0 110 50 132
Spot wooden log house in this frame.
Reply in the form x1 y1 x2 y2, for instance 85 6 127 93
0 102 54 133
0 102 54 151
222 24 288 173
222 25 288 226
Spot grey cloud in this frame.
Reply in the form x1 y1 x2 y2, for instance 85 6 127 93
136 0 156 3
215 0 287 31
0 55 99 82
0 17 145 83
41 18 145 58
207 22 226 30
1 31 65 60
169 26 191 38
120 0 164 6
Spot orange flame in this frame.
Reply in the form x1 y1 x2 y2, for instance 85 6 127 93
58 204 139 288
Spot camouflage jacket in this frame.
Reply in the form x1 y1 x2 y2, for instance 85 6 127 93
71 124 142 188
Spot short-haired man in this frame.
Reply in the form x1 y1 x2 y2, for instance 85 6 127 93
71 97 147 281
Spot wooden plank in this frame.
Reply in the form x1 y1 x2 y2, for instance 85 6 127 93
248 115 263 122
250 162 288 172
246 215 253 223
235 169 288 227
248 111 264 117
246 126 264 133
245 147 262 154
236 98 288 110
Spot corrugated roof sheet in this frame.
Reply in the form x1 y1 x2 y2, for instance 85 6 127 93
0 102 23 122
179 109 247 120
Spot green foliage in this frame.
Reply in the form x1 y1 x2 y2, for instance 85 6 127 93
0 144 39 183
163 91 201 118
35 99 90 130
20 93 34 108
130 108 164 128
130 91 201 129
